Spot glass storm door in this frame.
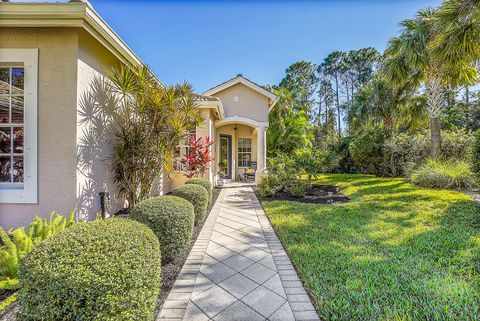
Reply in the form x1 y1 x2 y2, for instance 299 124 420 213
219 135 232 179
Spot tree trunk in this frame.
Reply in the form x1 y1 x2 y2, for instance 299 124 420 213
466 85 470 104
335 75 341 136
426 69 444 158
324 86 329 124
318 91 322 126
430 116 442 158
306 173 312 188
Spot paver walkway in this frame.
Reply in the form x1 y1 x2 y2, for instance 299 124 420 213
158 186 320 321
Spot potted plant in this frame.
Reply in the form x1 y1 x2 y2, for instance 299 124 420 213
217 171 225 187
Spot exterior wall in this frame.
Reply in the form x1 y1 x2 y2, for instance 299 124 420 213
75 29 122 221
169 108 216 191
197 109 216 183
0 28 79 228
215 124 257 181
213 83 269 122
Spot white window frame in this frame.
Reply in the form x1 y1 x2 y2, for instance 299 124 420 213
237 137 252 168
0 49 38 203
173 129 196 171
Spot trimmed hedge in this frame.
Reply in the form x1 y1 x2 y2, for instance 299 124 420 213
130 195 194 263
17 218 161 321
186 178 213 205
172 184 209 224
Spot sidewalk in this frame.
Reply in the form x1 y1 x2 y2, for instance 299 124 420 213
158 186 320 321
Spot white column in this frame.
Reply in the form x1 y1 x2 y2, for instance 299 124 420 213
256 126 267 175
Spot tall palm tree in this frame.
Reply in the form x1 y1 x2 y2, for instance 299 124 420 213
434 0 480 66
384 8 476 157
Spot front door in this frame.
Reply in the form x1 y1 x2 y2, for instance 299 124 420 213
219 135 232 179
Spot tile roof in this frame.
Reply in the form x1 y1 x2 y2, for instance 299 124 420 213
194 94 221 102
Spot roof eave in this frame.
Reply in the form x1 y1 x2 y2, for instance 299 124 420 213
0 1 163 85
204 75 278 109
196 100 225 120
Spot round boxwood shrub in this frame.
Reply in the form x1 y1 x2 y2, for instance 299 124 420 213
172 184 209 224
186 178 213 205
17 218 161 321
130 195 194 263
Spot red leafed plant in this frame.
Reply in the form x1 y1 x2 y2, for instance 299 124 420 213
181 136 215 178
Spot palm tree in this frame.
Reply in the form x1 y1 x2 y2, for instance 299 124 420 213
350 74 419 133
434 0 480 66
384 7 476 157
267 87 311 157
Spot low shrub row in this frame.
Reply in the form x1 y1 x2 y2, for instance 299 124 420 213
18 219 161 321
186 178 213 205
130 196 194 263
131 178 210 263
13 177 214 320
329 128 475 178
172 183 209 224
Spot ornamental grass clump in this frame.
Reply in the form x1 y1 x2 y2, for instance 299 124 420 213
130 195 194 263
172 184 209 224
185 178 213 205
410 158 476 190
17 218 161 321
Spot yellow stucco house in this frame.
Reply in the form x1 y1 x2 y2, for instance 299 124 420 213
0 1 277 228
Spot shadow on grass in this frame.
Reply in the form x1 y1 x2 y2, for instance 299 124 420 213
262 175 480 320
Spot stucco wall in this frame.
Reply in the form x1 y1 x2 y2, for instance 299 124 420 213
170 108 216 190
75 30 123 221
213 83 269 122
0 28 78 228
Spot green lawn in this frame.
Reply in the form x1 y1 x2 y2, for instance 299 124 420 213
262 174 480 321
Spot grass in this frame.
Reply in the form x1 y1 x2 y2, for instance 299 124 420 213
262 174 480 321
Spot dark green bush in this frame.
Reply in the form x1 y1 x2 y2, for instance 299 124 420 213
441 129 474 160
186 178 213 205
348 127 386 175
471 129 480 177
130 195 194 263
383 132 430 177
172 184 209 224
17 218 161 321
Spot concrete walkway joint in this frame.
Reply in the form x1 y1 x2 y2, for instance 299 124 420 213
158 185 320 321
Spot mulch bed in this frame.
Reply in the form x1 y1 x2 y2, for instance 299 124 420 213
0 291 14 305
153 187 221 318
255 185 349 204
0 290 17 320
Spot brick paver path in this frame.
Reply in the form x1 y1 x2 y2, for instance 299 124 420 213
158 186 320 321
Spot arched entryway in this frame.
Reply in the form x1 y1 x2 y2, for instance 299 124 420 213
215 116 267 182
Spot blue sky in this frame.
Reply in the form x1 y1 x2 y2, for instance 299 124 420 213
35 0 443 92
